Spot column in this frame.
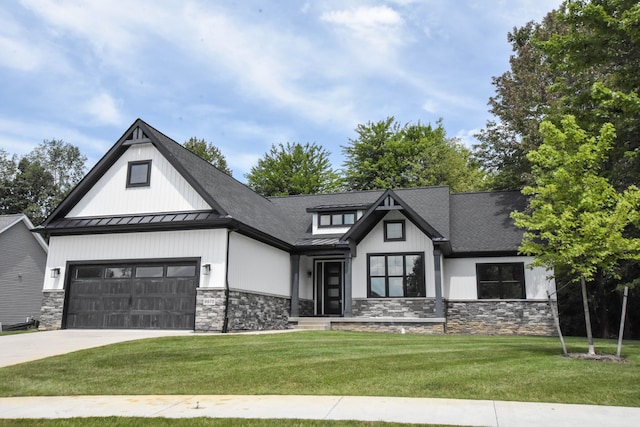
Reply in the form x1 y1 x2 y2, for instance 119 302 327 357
433 248 444 318
343 252 353 317
290 254 300 317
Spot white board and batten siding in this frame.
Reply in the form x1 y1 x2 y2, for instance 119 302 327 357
227 232 291 298
68 143 211 218
443 256 555 300
352 210 436 298
43 229 228 291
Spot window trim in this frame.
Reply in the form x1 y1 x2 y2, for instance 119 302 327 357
126 160 152 188
476 262 526 299
384 220 406 241
367 252 425 298
318 211 357 228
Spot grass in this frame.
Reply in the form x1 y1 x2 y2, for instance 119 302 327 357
0 419 449 427
0 331 638 407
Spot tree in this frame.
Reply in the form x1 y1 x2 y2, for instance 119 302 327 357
342 117 484 192
1 157 57 225
476 0 640 191
474 14 564 189
511 116 640 354
245 142 341 196
476 0 640 338
183 137 232 176
0 140 86 225
28 139 87 201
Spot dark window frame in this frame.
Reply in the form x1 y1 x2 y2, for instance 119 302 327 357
384 220 406 241
318 211 357 228
367 252 425 298
476 262 526 299
126 160 152 188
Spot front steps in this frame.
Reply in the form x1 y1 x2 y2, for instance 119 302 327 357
293 318 331 331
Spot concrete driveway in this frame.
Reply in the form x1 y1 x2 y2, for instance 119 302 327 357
0 329 193 368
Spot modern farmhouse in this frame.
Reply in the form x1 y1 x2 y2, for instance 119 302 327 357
34 119 556 335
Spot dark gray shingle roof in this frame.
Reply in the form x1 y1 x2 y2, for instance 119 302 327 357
449 190 526 254
38 119 524 255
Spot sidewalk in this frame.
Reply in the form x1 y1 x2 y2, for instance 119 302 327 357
1 395 639 426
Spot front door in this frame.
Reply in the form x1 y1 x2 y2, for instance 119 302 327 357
322 261 343 315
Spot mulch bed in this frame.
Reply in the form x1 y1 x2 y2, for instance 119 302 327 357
563 353 627 363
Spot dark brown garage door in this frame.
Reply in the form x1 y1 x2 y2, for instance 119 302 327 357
64 261 198 329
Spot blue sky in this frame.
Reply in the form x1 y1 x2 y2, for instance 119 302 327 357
0 0 560 181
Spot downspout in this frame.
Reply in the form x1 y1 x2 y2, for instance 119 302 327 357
222 228 232 333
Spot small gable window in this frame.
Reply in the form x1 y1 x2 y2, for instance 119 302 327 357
319 211 356 227
476 263 525 299
384 220 405 241
127 160 151 188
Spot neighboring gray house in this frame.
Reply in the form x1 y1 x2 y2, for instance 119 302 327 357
0 214 48 326
34 119 557 335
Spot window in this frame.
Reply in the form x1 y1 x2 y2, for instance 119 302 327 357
127 160 151 187
476 263 525 299
384 220 405 241
74 266 102 279
368 253 425 298
135 266 164 278
319 211 356 227
167 265 197 277
104 267 132 279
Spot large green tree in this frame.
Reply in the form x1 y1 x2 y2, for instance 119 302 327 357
0 140 86 225
246 142 341 196
475 0 640 191
342 117 484 192
512 116 640 354
183 137 232 176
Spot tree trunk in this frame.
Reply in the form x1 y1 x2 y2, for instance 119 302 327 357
581 275 596 355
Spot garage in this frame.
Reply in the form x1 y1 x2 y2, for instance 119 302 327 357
64 261 199 330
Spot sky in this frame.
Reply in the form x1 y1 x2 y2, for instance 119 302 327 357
0 0 562 182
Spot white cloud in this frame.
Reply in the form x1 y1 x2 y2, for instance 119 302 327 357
85 93 124 126
320 5 405 57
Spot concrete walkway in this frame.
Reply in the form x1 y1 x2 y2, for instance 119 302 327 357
1 394 639 426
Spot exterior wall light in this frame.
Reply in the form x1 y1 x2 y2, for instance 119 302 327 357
50 268 61 278
202 264 211 275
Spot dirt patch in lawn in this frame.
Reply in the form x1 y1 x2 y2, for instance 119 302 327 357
563 353 627 363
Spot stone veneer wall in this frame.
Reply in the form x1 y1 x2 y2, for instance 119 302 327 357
195 288 291 332
39 290 65 330
352 298 437 318
445 300 556 336
331 321 444 334
299 299 314 317
194 289 226 332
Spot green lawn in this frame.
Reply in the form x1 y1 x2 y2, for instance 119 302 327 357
0 419 446 427
0 331 638 407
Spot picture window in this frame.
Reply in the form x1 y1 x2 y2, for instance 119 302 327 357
476 263 525 299
367 253 425 298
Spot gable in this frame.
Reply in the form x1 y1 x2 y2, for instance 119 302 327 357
67 143 212 218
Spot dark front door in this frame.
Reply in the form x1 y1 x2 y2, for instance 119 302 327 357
323 262 343 315
64 262 198 329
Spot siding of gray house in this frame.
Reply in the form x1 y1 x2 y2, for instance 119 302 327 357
0 216 47 325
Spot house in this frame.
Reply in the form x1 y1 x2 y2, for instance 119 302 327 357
33 119 556 335
0 214 48 326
